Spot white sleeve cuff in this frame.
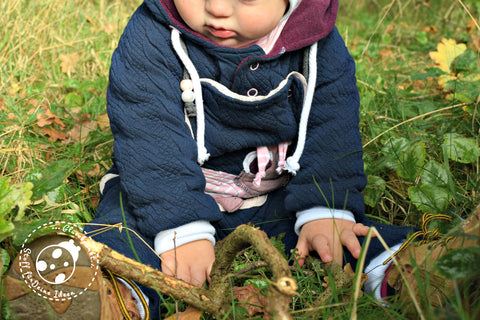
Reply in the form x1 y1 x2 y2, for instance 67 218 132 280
154 220 216 255
294 207 356 235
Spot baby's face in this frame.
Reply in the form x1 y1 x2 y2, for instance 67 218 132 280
174 0 288 48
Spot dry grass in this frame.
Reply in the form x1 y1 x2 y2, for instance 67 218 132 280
1 0 138 103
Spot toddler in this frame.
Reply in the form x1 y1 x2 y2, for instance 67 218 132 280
6 0 477 319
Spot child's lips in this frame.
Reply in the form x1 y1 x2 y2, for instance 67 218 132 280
206 26 235 38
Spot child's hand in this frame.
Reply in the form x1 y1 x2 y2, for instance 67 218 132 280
160 239 215 287
294 218 373 267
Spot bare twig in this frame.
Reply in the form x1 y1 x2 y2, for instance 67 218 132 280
75 223 298 319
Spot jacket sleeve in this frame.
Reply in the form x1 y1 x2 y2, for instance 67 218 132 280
106 4 221 238
285 27 368 222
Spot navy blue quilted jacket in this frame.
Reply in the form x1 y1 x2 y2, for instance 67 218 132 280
106 0 367 238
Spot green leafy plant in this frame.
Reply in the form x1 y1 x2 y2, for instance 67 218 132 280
0 177 33 241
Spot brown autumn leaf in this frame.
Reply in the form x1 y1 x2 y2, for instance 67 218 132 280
423 26 438 33
233 283 267 317
466 19 477 34
59 53 80 75
413 79 426 91
40 126 68 142
36 107 68 141
36 108 66 128
164 306 203 320
74 163 102 185
379 48 394 60
67 119 98 144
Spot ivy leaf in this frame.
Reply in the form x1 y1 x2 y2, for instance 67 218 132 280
1 248 10 274
442 133 480 164
408 185 450 213
429 38 467 73
0 177 33 241
396 140 426 181
436 247 480 280
0 177 33 223
244 279 270 290
421 160 449 187
27 159 74 200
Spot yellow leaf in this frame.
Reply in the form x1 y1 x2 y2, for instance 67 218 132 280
429 38 466 73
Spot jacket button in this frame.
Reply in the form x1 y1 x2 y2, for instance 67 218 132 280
250 63 259 71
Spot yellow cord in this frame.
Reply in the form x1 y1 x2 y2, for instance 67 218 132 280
383 213 453 265
105 269 150 320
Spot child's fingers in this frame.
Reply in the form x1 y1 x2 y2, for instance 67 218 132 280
294 239 310 267
340 228 362 259
160 257 176 277
309 234 335 265
206 261 213 284
190 266 207 287
352 223 376 237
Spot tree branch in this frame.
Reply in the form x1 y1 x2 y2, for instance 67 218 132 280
75 223 297 319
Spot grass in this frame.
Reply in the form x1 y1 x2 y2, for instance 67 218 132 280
1 0 480 319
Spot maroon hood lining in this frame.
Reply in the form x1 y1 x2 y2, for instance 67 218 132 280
156 0 338 56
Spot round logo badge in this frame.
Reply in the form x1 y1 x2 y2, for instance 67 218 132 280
16 221 99 302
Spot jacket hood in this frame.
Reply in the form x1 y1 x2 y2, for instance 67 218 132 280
146 0 338 55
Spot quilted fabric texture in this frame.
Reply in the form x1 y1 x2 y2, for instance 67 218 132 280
103 0 366 238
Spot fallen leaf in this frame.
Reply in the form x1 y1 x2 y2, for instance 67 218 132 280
429 38 467 73
379 48 394 60
423 26 438 33
233 283 267 317
40 126 68 142
59 53 80 75
67 119 98 143
36 109 66 128
466 19 477 34
164 306 203 320
385 23 395 34
413 79 426 91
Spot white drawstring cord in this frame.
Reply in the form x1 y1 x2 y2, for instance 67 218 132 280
284 42 318 175
171 28 210 165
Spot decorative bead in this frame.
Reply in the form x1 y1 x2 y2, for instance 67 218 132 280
181 90 195 103
180 79 193 91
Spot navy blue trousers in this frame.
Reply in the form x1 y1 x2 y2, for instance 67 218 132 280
85 178 415 319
